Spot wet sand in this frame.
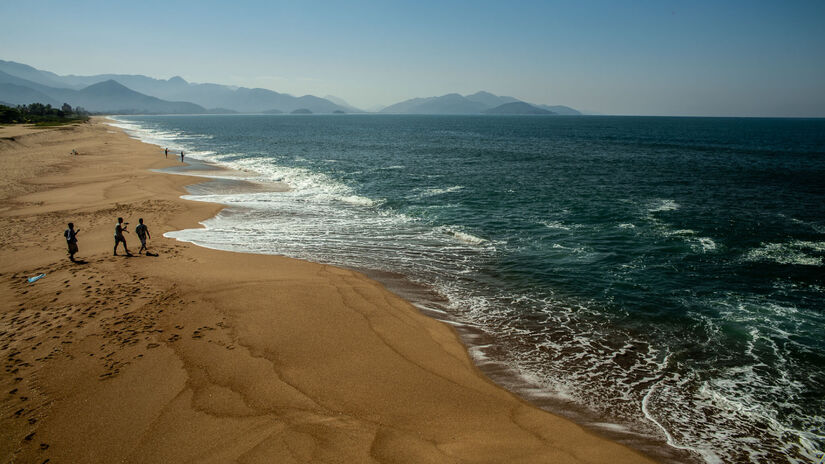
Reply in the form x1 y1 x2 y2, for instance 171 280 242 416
0 119 656 463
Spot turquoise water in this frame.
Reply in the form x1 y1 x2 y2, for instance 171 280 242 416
112 115 825 463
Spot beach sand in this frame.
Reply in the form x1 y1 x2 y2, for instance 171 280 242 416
0 119 656 463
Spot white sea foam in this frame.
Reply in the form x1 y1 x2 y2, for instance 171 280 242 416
658 226 719 253
693 237 718 253
745 241 824 266
642 379 723 464
339 195 377 206
417 185 464 198
193 153 386 209
107 118 212 152
669 229 696 235
648 199 680 213
542 220 574 230
441 227 488 246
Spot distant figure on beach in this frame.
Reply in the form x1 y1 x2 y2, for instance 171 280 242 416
71 149 78 156
114 217 132 256
165 147 168 158
64 222 79 261
135 218 151 255
180 151 184 163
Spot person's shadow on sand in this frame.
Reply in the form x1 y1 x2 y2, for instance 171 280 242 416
70 259 88 265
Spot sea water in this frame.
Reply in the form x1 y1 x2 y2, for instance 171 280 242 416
110 114 825 463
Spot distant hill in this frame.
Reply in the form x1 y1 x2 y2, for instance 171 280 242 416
380 91 581 115
380 93 488 114
0 70 206 113
483 102 554 115
291 108 312 114
72 80 206 114
0 60 353 114
0 60 72 89
465 91 520 107
0 70 74 102
0 83 61 107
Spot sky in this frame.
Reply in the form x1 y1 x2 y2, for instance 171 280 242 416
2 0 824 117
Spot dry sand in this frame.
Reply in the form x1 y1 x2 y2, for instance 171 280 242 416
0 119 656 463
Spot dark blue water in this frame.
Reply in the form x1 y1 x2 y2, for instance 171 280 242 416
112 115 825 463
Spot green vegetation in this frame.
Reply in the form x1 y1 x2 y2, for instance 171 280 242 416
0 102 89 125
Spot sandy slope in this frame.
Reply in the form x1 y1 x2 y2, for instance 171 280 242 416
0 119 655 463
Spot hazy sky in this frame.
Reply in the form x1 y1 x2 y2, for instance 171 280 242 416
2 0 824 116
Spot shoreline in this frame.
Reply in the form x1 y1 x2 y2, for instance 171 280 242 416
123 118 691 462
0 118 658 463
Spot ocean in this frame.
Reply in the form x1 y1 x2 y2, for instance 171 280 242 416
109 114 825 463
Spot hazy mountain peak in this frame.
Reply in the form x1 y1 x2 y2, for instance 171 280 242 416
81 79 131 92
168 76 188 85
380 91 580 115
466 90 496 98
482 101 554 114
464 91 521 107
0 59 69 89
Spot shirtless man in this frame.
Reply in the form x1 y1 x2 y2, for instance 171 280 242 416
135 218 151 255
114 217 132 256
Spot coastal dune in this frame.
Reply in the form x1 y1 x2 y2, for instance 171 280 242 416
0 119 655 463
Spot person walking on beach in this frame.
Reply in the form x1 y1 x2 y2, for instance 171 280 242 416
135 218 151 255
180 150 184 163
165 147 168 158
64 222 80 261
114 217 132 256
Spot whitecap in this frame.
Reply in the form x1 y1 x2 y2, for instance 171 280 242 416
414 185 464 198
668 229 696 236
695 237 717 252
542 220 572 230
648 199 680 213
745 241 823 266
441 227 488 246
339 195 377 207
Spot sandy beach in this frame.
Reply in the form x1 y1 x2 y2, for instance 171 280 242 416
0 119 656 463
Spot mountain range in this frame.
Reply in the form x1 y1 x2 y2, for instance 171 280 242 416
482 101 554 115
0 59 581 115
0 60 352 114
379 91 580 115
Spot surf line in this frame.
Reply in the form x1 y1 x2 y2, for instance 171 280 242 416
641 377 721 464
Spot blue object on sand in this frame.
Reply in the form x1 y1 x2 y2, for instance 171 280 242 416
27 273 46 283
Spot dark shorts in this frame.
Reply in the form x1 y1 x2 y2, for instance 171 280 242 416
114 235 127 245
67 242 78 254
138 236 147 246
